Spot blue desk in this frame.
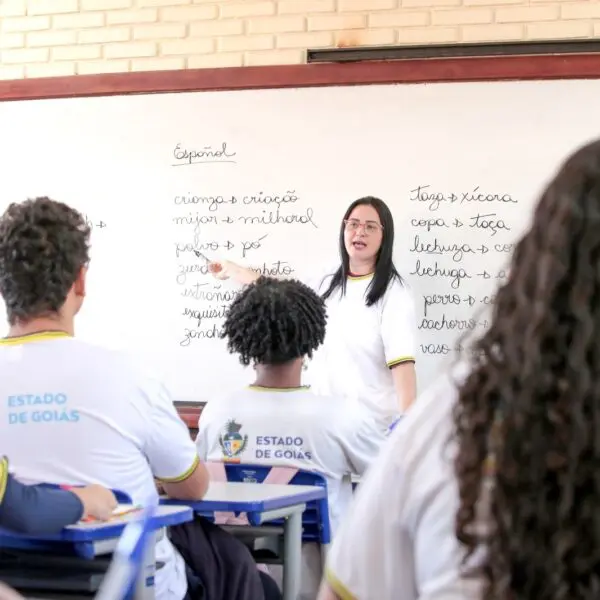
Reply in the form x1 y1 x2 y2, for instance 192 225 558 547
0 505 193 599
161 482 326 600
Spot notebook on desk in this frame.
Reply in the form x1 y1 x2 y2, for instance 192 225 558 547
79 505 142 524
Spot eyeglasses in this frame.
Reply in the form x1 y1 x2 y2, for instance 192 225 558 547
344 219 383 235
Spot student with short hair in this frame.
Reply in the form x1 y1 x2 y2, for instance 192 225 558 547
196 276 383 597
0 197 277 600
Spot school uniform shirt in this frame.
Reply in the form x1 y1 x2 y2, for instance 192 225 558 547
303 271 417 429
0 331 200 600
323 364 482 600
195 385 383 535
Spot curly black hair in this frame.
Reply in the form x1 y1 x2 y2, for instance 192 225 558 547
0 197 90 325
454 139 600 599
221 276 327 366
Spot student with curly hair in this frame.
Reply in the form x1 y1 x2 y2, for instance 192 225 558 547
196 276 382 598
318 139 600 600
0 197 275 600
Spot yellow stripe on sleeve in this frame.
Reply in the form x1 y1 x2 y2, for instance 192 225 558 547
325 567 357 600
387 356 415 369
0 457 9 504
157 455 200 483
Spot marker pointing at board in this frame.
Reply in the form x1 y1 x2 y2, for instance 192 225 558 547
193 249 210 262
193 249 222 273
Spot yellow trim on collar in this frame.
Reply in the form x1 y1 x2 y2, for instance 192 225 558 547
325 567 357 600
157 455 200 484
387 356 415 368
247 385 311 393
347 273 373 281
0 331 71 346
0 457 9 504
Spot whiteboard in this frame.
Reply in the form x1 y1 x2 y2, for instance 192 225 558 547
0 79 598 402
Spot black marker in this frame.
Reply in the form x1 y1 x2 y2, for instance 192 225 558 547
194 249 222 273
193 249 210 262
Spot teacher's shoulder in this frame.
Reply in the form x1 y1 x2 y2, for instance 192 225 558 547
382 271 415 307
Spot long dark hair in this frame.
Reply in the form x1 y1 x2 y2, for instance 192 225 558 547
454 139 600 599
321 196 402 307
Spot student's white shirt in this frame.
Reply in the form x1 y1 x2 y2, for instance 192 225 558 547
324 364 483 600
303 270 417 429
0 332 200 600
196 385 383 534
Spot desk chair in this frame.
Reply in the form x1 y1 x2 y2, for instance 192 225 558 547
0 491 191 599
0 488 134 598
95 503 156 600
203 463 331 565
10 504 159 600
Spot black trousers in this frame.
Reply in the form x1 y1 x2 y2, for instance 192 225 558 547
171 516 281 600
184 568 281 600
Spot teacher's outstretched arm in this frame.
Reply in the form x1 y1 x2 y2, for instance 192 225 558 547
208 259 261 285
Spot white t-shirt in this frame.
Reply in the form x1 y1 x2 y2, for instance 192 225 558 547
304 271 417 428
195 385 383 534
324 365 482 600
0 331 200 600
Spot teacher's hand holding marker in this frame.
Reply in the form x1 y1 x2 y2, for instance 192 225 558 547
206 196 418 431
194 249 236 280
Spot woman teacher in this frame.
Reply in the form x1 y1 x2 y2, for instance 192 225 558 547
209 196 417 431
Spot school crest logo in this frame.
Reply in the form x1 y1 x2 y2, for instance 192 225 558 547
219 419 248 462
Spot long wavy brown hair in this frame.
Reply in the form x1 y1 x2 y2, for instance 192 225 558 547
454 139 600 600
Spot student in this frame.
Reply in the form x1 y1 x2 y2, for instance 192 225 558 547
207 197 417 431
0 456 117 534
0 197 279 600
197 276 381 532
318 139 600 600
196 277 383 595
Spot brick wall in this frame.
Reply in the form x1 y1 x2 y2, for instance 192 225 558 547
0 0 598 80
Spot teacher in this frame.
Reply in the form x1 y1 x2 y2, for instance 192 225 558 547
209 196 417 431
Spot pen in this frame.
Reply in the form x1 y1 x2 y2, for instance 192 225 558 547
81 506 142 523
